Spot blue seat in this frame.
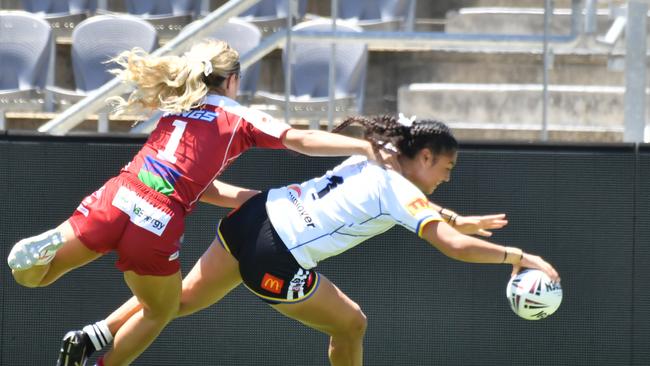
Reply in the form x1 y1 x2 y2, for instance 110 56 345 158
0 11 53 125
183 18 262 100
236 0 308 35
337 0 416 31
21 0 96 15
98 0 201 40
46 13 158 115
256 19 368 125
124 0 201 17
21 0 97 38
71 14 158 92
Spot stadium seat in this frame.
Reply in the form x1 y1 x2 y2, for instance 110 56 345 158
182 18 262 101
0 11 53 128
123 0 201 17
256 19 368 125
21 0 96 38
337 0 416 31
97 0 201 40
21 0 95 14
236 0 308 35
47 14 158 116
72 14 158 91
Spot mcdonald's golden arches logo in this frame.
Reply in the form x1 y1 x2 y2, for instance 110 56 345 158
261 273 284 294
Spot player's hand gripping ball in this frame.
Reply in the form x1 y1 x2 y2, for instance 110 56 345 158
507 269 562 320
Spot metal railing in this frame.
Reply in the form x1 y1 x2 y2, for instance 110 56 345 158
38 0 260 134
38 0 622 139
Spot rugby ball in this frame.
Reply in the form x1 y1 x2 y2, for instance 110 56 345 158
507 269 562 320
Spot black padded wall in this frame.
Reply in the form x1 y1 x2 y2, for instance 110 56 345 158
0 135 646 366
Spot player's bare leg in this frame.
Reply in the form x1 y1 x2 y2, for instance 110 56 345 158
104 238 242 331
272 275 367 366
177 239 243 317
101 271 181 366
59 238 242 365
9 220 101 287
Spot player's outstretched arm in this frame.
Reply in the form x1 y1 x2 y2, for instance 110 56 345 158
282 128 375 157
199 179 261 208
421 220 560 282
428 204 508 237
452 214 508 237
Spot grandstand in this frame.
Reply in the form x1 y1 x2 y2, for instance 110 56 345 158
0 0 648 142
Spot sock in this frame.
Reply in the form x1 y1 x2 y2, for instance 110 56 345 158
95 355 105 366
83 320 113 352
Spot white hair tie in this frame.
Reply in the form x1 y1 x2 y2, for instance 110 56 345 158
397 113 416 128
202 60 213 76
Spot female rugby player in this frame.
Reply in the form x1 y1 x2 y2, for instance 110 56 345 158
7 39 392 366
60 115 559 366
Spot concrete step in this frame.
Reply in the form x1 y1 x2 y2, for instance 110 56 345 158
445 7 623 35
361 47 629 116
397 83 645 132
469 0 613 8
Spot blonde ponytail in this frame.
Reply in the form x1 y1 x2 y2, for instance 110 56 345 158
107 39 240 115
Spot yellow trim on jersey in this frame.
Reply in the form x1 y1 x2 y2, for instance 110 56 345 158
216 221 233 254
417 217 444 238
243 271 321 304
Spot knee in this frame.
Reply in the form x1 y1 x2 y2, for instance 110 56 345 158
339 305 368 339
142 302 179 324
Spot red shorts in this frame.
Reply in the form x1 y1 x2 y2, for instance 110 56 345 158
68 173 185 276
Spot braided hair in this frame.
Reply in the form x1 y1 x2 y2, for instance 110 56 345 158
334 115 458 159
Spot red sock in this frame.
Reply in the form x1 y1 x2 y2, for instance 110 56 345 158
96 355 105 366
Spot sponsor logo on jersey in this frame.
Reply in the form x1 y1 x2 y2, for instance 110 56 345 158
287 269 313 300
287 184 302 196
176 109 218 122
406 197 435 216
287 188 316 228
138 155 182 196
111 186 172 236
261 273 284 294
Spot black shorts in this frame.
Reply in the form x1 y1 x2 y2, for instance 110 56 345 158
217 192 320 304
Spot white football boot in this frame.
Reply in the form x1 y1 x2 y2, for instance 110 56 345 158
7 229 64 270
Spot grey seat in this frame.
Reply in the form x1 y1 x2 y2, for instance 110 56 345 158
124 0 200 17
21 0 96 15
98 0 201 40
71 14 158 92
236 0 307 35
131 17 262 134
183 18 262 101
0 11 53 127
256 19 368 126
46 14 157 116
45 14 158 132
337 0 416 31
21 0 97 38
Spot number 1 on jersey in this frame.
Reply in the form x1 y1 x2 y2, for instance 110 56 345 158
316 175 344 199
157 120 187 164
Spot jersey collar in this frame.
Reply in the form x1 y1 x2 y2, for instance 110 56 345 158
204 94 240 108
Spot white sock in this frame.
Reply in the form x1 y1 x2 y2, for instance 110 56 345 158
83 320 113 352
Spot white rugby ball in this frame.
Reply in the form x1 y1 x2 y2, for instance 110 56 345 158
507 269 562 320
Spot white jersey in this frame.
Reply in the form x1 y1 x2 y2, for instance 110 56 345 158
265 156 443 269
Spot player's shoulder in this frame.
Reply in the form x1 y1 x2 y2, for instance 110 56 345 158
204 95 274 124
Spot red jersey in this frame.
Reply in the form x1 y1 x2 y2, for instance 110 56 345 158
123 94 290 213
